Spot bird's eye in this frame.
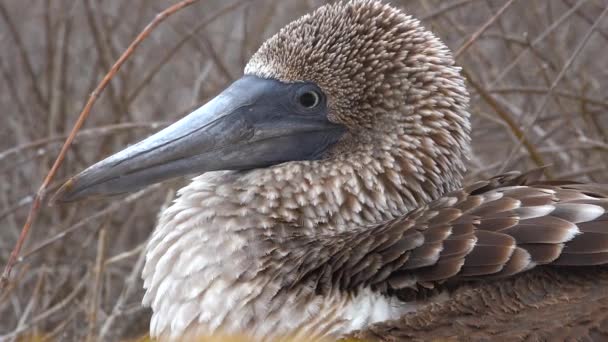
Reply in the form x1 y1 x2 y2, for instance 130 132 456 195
298 90 320 109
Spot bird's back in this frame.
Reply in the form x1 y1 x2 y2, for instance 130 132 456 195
344 168 608 341
351 267 608 341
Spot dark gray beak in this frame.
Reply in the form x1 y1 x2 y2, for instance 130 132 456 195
53 76 345 202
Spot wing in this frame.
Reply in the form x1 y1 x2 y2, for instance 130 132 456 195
348 267 608 341
283 169 608 297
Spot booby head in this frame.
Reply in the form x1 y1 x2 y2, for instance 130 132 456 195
54 0 470 208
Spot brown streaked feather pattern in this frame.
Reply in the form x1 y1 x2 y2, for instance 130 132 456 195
349 267 608 342
277 169 608 296
130 1 608 338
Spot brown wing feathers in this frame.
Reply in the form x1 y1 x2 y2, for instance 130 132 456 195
378 171 608 291
282 171 608 296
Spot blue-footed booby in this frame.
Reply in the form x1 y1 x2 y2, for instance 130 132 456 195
54 0 608 340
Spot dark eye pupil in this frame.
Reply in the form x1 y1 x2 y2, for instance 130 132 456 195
299 91 318 108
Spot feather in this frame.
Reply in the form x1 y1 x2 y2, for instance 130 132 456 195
489 247 532 277
553 252 608 266
439 239 476 258
459 264 505 277
401 242 443 269
468 197 521 217
416 258 465 282
562 232 608 254
500 217 579 244
309 176 608 296
463 245 515 267
551 203 605 223
475 217 520 231
520 243 563 263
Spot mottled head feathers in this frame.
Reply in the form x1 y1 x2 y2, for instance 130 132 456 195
246 0 471 198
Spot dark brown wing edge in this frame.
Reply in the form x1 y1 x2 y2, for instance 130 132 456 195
348 266 608 341
292 169 608 296
383 171 608 293
333 169 608 341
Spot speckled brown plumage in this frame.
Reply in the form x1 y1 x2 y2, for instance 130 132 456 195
266 167 608 298
58 0 608 340
349 267 608 341
338 171 608 341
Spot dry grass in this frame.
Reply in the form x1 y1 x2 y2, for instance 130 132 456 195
1 0 607 340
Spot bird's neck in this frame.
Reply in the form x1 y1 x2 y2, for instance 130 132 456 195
142 147 464 338
191 145 466 234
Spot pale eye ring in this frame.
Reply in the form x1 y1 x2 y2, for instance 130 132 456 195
298 90 320 109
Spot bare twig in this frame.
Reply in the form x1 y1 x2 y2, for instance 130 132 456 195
126 0 246 104
0 2 47 109
488 0 590 87
0 122 167 163
498 4 608 172
98 240 148 341
462 69 551 177
86 227 107 342
19 186 158 263
454 0 517 58
8 271 44 342
83 0 128 122
104 242 146 267
0 0 202 291
489 86 608 109
0 275 87 340
421 0 482 21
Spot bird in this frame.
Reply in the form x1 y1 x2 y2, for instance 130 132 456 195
53 0 608 341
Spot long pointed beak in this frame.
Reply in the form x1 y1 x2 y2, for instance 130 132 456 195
53 76 345 202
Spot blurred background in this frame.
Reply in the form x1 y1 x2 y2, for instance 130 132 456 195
1 0 607 340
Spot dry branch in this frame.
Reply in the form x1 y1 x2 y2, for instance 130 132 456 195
0 0 202 292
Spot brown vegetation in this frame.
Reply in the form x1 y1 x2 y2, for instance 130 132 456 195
1 0 607 340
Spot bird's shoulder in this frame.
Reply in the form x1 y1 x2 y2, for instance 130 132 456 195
285 168 608 297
